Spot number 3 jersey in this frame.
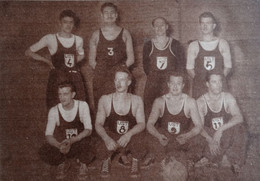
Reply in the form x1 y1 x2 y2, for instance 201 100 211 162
105 94 136 135
203 93 231 134
158 94 192 137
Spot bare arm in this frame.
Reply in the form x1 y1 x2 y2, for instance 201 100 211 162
186 41 199 79
88 31 99 69
219 39 232 77
123 29 135 67
25 48 54 69
70 129 92 144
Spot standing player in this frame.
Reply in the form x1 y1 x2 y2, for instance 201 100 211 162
196 72 246 178
146 72 202 177
186 12 232 99
38 82 94 180
143 17 185 118
25 10 86 109
95 66 145 178
88 2 135 109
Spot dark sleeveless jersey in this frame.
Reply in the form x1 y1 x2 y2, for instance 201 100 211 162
51 35 78 71
204 94 231 133
192 40 224 99
54 102 84 142
96 28 127 72
158 95 192 137
148 38 178 75
104 94 136 135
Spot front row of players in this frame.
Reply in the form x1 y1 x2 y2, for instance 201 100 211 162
39 66 245 180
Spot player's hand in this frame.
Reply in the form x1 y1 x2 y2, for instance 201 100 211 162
176 134 188 145
59 139 71 154
48 61 55 69
213 129 223 145
117 133 131 148
104 137 118 151
158 134 168 146
208 138 220 155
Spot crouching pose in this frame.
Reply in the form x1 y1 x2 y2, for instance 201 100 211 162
146 72 202 180
196 72 246 180
95 66 146 178
38 82 95 180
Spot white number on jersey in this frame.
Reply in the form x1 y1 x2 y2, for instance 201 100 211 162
65 128 78 139
168 122 180 134
204 56 215 70
156 57 168 70
211 117 224 130
107 47 114 56
117 120 129 134
64 54 75 68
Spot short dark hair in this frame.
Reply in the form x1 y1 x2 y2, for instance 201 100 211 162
59 9 80 29
58 81 76 93
101 2 118 13
166 71 187 84
205 71 224 82
114 64 132 81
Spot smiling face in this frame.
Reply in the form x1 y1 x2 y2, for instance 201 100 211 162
153 18 168 36
206 74 223 95
114 71 131 93
60 16 74 34
58 87 75 108
167 76 184 96
200 17 216 35
101 6 118 24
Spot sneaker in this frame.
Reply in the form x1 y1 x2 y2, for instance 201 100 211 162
56 161 70 180
78 163 88 181
101 158 111 178
118 155 131 168
130 158 140 178
140 156 154 169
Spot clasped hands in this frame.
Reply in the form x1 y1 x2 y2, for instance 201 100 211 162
104 133 132 151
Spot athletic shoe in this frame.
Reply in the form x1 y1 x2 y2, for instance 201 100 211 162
78 162 88 181
130 158 140 178
56 161 70 180
118 155 131 168
101 158 111 178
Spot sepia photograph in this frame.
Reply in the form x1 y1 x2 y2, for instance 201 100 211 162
0 0 259 180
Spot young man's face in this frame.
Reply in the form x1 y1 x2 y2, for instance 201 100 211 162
60 16 74 34
206 74 223 95
200 17 216 35
114 72 131 93
167 76 184 96
153 18 168 36
102 6 117 24
58 87 75 107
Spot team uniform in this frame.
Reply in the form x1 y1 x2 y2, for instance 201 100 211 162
148 94 201 165
143 38 185 118
190 39 227 99
30 34 86 109
200 93 246 165
93 28 128 107
39 100 94 165
97 94 145 160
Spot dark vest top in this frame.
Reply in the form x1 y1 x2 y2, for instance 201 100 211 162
158 95 192 136
194 40 224 81
54 102 84 142
149 38 177 76
51 35 78 71
105 94 136 135
96 28 127 72
204 94 231 133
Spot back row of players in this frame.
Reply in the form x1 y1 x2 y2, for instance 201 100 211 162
25 2 245 180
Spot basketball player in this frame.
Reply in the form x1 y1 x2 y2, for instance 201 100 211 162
25 10 86 110
186 12 232 99
95 66 145 178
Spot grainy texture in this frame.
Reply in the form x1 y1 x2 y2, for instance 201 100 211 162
0 0 259 180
